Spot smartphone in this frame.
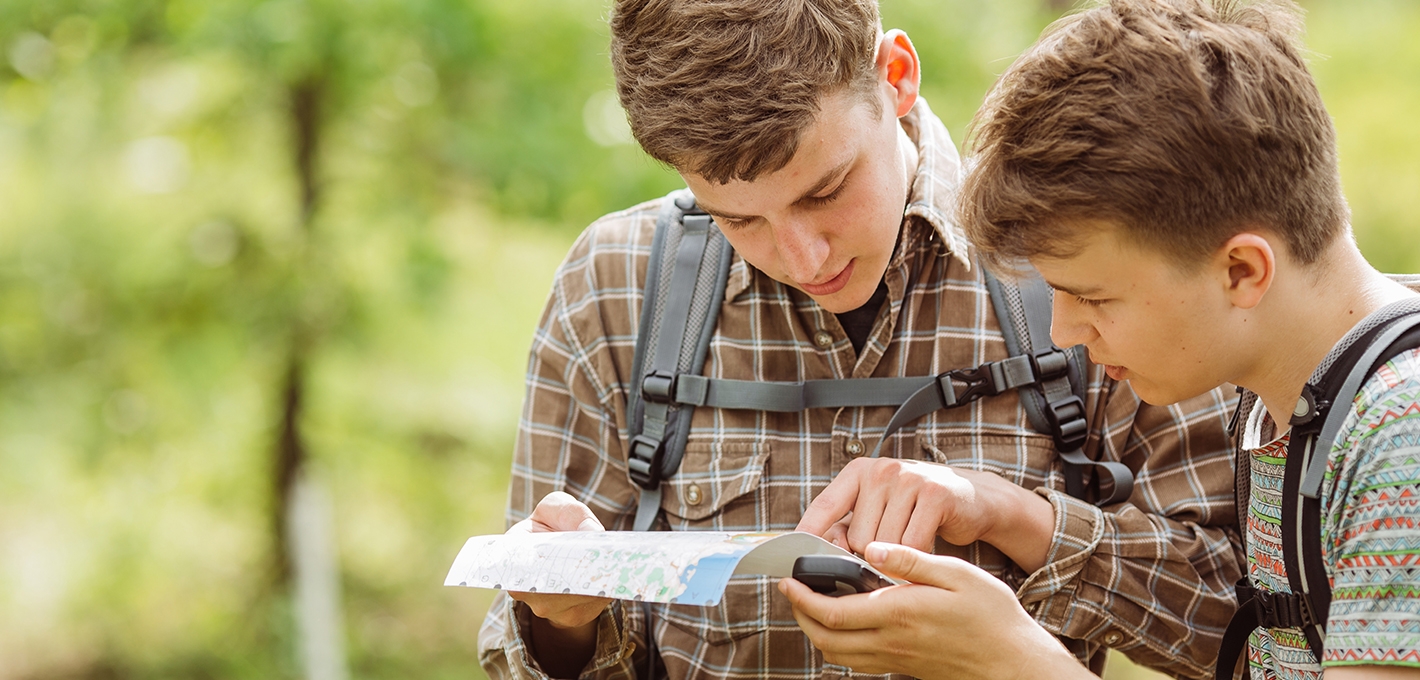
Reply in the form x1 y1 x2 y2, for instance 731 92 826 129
792 555 891 597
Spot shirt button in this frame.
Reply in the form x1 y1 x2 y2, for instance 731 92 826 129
1102 631 1124 646
845 439 865 457
685 484 703 506
814 330 834 348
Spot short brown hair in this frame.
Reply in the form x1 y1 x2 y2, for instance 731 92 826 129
959 0 1348 269
610 0 881 184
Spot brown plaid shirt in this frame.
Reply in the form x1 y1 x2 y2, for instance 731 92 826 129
479 100 1243 680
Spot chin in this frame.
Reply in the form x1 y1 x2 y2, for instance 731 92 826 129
813 284 872 314
1128 379 1214 407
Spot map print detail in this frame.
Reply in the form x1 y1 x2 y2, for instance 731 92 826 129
444 531 870 606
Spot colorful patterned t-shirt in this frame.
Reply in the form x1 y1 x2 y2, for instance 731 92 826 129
1241 347 1420 679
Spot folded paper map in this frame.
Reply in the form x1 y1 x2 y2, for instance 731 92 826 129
444 531 892 606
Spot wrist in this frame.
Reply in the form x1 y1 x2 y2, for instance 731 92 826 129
976 477 1055 573
529 612 600 678
1011 629 1094 680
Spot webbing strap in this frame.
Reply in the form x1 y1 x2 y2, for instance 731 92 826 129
627 218 707 493
674 370 1025 412
1300 314 1420 498
628 192 732 534
1018 271 1133 504
1214 598 1255 680
1278 310 1420 661
634 488 662 534
866 357 1042 458
1219 305 1420 674
1214 577 1310 680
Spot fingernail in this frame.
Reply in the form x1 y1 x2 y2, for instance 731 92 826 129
865 543 886 564
577 518 602 531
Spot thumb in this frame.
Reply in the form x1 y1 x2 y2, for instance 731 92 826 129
577 514 605 532
864 542 972 591
531 491 603 532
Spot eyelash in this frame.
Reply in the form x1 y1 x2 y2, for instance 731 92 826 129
711 175 850 230
804 176 850 208
1075 295 1106 308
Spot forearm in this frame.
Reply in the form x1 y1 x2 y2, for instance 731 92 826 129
966 468 1239 678
977 472 1056 573
481 594 638 680
1021 491 1242 679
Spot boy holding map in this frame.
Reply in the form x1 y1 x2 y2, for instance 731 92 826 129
476 1 1242 678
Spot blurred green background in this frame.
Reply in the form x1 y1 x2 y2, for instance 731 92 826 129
1 0 1415 679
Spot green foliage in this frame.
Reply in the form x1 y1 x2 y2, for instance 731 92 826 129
0 1 1417 679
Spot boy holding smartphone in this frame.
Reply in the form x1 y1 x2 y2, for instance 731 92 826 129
782 1 1420 678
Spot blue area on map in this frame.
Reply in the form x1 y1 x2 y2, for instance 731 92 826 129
673 552 743 605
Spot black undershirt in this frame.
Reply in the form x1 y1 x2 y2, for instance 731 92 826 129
836 281 889 355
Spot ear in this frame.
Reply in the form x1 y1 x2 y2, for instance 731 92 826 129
1216 232 1275 310
875 29 920 118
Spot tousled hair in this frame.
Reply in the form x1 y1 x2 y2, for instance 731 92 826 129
959 0 1348 269
610 0 882 184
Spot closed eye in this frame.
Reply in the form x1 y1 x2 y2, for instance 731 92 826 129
1074 294 1107 307
802 175 850 208
712 215 753 231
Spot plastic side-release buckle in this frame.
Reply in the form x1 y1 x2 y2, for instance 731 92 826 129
627 435 666 489
641 371 677 404
1250 588 1309 629
1045 394 1088 451
942 363 1008 406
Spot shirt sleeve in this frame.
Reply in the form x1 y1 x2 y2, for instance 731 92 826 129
480 593 639 680
478 216 651 680
1320 349 1420 668
1017 377 1246 680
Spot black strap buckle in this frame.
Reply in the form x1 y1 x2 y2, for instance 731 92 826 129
627 435 666 489
1251 587 1309 629
641 371 677 404
938 363 1008 407
1045 395 1088 451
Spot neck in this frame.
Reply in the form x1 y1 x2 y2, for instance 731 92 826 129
1243 237 1417 425
898 121 919 201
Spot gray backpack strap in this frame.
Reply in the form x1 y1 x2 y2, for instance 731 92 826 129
1283 306 1420 660
983 265 1134 505
672 376 933 410
626 189 733 532
1218 304 1420 679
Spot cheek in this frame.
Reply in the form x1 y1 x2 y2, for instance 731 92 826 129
719 229 780 275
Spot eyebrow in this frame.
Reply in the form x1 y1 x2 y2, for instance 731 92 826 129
1045 280 1106 298
696 158 854 222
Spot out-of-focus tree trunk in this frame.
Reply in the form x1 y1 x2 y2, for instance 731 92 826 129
273 76 324 584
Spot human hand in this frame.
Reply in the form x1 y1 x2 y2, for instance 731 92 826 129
506 491 614 630
778 542 1092 680
798 457 1053 565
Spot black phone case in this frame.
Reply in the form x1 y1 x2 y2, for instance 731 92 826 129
792 555 889 597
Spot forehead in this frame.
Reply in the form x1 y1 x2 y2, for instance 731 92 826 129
681 91 884 209
1030 221 1181 290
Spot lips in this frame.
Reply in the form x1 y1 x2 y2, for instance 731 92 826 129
799 260 855 296
1087 350 1127 381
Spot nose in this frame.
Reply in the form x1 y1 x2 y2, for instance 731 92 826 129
1049 293 1097 349
772 216 831 284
